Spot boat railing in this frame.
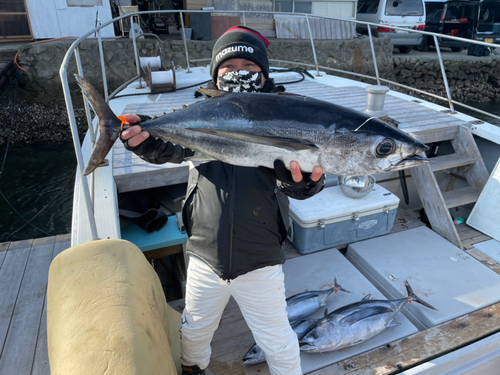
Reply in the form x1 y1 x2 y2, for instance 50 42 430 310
59 9 500 241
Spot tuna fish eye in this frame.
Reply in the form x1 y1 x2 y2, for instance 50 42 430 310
308 330 319 340
376 139 396 157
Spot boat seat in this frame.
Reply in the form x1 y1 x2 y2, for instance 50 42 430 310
121 214 187 260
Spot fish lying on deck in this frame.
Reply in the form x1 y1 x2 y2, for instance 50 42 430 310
286 276 351 321
242 312 328 365
299 281 437 353
75 75 429 176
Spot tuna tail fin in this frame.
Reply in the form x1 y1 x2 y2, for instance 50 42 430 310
74 75 122 176
334 276 352 294
404 280 438 311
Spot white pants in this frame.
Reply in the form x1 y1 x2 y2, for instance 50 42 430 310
180 256 302 375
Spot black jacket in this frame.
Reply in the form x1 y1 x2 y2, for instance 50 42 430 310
124 79 325 280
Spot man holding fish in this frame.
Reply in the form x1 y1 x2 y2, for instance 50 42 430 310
121 26 325 375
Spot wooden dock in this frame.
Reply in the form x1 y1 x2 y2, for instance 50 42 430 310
0 220 494 374
0 234 70 375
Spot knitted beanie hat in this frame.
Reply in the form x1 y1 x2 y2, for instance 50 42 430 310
210 26 270 83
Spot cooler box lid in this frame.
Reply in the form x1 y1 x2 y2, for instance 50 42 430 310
289 184 399 227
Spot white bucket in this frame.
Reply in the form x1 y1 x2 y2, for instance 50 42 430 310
181 28 192 40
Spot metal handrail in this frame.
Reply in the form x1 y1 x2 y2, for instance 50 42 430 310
60 9 500 240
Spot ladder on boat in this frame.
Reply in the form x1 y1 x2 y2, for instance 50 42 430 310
410 124 489 249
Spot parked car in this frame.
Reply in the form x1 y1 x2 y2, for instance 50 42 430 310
416 0 479 52
476 0 500 45
356 0 426 54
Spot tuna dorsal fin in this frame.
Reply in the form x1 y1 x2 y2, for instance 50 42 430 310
341 306 394 326
277 92 305 97
197 88 230 98
186 128 319 151
361 294 372 301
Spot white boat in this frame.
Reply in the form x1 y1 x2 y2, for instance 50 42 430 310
59 9 500 375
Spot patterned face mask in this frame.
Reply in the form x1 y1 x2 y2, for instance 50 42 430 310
218 70 263 93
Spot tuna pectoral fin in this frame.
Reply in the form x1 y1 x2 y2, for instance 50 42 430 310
341 306 394 326
187 128 319 151
74 75 122 176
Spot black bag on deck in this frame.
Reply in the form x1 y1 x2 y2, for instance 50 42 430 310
468 44 490 56
118 193 168 233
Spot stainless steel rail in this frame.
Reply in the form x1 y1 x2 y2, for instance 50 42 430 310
60 9 500 240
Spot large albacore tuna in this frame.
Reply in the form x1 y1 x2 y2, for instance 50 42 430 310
299 281 438 353
75 75 429 176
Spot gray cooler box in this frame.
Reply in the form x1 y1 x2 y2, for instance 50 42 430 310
288 184 399 254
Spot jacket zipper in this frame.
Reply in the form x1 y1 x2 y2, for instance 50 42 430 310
228 165 237 276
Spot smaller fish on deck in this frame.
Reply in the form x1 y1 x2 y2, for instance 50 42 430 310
242 312 328 365
74 75 429 177
299 280 437 353
286 276 351 321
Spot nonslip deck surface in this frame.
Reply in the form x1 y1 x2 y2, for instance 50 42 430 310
112 79 472 193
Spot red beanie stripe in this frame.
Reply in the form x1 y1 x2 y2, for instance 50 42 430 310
224 26 270 48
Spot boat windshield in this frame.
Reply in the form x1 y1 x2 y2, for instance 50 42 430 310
385 0 424 16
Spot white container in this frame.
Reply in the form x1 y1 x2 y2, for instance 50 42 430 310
181 28 192 40
288 184 399 254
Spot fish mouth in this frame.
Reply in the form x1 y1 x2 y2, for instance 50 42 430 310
299 343 316 352
392 154 430 168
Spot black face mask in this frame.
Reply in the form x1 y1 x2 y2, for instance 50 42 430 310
218 70 263 93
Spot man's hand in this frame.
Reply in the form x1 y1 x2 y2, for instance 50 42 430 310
120 114 150 147
258 160 323 185
290 161 323 183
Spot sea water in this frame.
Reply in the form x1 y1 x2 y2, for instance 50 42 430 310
0 143 75 242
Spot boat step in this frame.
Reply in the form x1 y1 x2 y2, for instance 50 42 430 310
443 186 482 209
430 154 476 172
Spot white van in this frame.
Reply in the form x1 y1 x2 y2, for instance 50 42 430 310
356 0 426 53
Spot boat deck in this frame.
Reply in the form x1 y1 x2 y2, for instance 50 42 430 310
171 219 497 375
0 223 495 374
